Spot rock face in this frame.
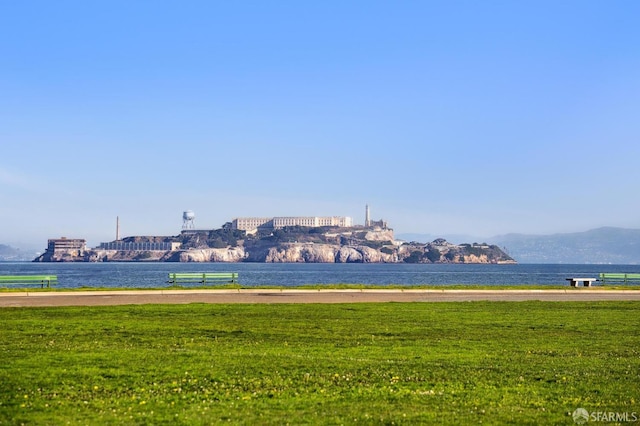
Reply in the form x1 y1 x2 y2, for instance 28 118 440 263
34 227 516 264
172 248 246 263
248 243 396 263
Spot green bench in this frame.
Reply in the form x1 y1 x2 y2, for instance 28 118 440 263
0 275 58 288
168 272 239 286
599 273 640 285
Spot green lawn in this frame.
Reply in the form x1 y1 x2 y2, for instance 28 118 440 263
1 302 639 424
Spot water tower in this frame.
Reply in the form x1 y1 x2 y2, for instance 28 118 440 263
182 210 196 230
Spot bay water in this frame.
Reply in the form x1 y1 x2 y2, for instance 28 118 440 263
1 262 639 289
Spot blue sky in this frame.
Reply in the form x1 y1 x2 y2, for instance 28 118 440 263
1 1 639 248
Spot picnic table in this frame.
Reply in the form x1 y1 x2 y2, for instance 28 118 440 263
566 277 597 287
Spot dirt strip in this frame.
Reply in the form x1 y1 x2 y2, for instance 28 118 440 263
1 289 640 307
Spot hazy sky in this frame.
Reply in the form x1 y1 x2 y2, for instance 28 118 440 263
1 1 639 248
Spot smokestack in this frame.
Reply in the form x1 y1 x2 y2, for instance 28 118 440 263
365 204 371 227
116 216 120 241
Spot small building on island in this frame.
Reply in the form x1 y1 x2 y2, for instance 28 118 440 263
47 237 87 255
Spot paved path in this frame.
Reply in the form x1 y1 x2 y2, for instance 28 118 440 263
1 289 640 307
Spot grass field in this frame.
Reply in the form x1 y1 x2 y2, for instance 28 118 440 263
1 302 639 424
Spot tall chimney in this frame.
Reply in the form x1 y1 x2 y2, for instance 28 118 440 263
365 204 371 227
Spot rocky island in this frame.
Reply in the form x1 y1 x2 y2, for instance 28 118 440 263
34 226 516 264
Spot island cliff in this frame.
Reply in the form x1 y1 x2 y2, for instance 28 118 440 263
34 226 516 264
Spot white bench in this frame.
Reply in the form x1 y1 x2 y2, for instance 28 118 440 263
566 278 597 287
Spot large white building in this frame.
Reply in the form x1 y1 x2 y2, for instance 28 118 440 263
232 216 353 233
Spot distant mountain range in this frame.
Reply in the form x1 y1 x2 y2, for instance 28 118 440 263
397 227 640 264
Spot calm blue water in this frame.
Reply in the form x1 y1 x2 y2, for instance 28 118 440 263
1 262 639 288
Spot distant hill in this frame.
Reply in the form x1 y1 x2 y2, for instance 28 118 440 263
0 244 38 261
488 227 640 264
